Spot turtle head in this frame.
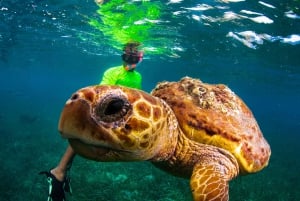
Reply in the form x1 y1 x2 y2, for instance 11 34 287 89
58 85 178 162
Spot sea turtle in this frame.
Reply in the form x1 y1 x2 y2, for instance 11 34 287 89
58 77 271 201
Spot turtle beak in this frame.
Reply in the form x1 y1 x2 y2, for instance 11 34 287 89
58 87 111 142
58 87 117 161
58 94 91 139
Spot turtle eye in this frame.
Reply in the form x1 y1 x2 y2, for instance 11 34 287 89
94 95 131 123
104 99 125 115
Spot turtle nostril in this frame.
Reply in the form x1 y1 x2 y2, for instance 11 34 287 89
70 93 79 100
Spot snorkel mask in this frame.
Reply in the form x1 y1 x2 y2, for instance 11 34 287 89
122 42 143 71
124 52 143 71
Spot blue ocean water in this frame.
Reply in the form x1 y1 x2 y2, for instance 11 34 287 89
0 0 299 200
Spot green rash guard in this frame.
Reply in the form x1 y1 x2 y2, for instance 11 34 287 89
100 66 142 89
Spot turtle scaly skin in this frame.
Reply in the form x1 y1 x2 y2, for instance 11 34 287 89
58 77 271 201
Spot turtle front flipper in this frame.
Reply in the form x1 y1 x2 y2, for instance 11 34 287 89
190 158 238 201
190 163 229 201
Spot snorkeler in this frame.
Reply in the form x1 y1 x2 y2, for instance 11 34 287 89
40 41 144 201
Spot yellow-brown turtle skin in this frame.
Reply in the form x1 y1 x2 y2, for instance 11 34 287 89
59 85 179 162
58 77 271 201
